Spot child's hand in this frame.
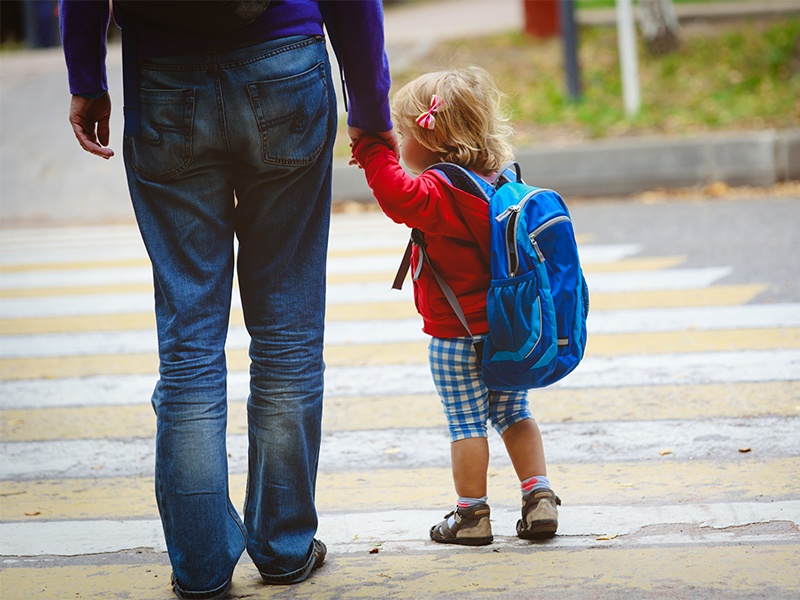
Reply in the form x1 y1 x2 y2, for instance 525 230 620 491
348 127 399 157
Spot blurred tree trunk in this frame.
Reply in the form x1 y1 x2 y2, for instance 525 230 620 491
638 0 681 56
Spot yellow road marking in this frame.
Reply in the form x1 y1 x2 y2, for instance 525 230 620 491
588 284 766 309
2 382 797 443
583 256 685 272
0 258 150 273
0 285 767 335
0 313 158 336
0 283 153 298
2 457 797 522
1 545 798 600
2 328 797 380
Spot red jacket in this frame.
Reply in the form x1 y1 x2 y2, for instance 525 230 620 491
353 136 491 338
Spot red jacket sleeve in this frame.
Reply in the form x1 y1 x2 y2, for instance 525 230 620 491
352 136 487 244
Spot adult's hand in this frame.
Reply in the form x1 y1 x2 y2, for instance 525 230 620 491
348 126 399 158
69 93 115 159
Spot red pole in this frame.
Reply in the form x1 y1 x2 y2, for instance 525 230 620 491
524 0 560 38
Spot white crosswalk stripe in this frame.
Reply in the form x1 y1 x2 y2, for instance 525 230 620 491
3 304 799 358
3 350 799 409
3 500 798 557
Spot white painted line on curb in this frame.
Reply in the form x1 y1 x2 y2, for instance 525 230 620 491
2 501 797 557
2 417 798 480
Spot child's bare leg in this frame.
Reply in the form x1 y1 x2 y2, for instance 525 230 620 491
501 418 547 481
450 437 489 498
430 436 493 546
503 418 560 538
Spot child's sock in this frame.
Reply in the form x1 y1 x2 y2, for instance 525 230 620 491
521 475 551 494
457 495 488 508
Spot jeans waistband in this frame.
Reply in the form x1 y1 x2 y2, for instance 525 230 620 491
140 35 324 70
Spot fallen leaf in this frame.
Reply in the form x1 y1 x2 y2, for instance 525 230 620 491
24 510 41 517
659 448 673 456
369 547 380 554
705 181 730 197
739 447 752 453
596 534 618 541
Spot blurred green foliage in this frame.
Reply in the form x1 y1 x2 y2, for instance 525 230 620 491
389 16 799 146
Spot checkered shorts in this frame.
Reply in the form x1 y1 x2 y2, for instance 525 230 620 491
429 335 532 442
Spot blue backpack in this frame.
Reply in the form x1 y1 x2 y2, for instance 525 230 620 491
394 162 589 390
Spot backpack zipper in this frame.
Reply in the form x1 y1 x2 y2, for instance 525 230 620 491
503 206 521 275
528 215 571 262
495 190 540 276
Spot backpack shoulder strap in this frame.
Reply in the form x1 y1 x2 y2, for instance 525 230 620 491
393 163 490 290
493 161 524 190
425 162 492 203
414 234 475 339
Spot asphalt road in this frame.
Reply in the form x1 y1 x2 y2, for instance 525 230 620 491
1 193 799 598
571 195 800 303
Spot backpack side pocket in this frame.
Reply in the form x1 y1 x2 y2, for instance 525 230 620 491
483 263 559 389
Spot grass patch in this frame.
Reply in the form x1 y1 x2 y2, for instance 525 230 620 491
388 16 799 147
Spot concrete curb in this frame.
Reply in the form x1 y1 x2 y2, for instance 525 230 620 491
332 129 800 201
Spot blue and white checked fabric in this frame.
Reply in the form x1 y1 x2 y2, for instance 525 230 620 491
429 336 531 442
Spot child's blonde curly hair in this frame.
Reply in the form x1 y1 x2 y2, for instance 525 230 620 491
392 66 514 175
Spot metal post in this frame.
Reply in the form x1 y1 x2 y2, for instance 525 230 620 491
559 0 581 101
616 0 642 116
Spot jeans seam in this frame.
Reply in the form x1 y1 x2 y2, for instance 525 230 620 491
209 55 229 150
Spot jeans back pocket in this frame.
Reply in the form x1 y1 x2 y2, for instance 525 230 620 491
247 62 330 166
130 88 195 181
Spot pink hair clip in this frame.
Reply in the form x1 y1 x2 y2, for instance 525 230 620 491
415 94 445 130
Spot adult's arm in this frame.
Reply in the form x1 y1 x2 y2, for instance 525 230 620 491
59 0 110 96
59 0 114 158
320 0 397 153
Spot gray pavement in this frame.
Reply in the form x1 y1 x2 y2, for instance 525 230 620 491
1 0 799 226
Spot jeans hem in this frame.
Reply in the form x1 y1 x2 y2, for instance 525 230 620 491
171 573 232 600
257 539 324 585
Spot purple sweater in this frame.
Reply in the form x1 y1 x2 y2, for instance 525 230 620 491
59 0 392 132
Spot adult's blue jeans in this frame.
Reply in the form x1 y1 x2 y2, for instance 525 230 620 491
122 35 336 596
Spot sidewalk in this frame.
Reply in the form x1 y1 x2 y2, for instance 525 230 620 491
333 0 800 201
0 1 798 226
